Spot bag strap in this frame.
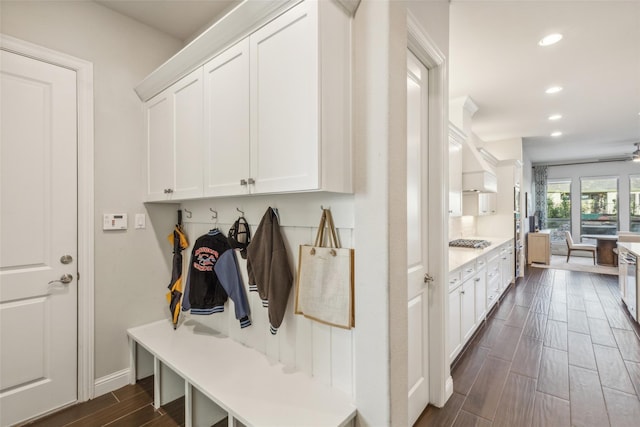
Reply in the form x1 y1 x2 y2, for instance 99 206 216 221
311 209 341 256
325 209 341 249
314 209 327 247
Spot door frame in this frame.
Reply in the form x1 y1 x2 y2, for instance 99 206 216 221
406 14 452 407
1 34 95 402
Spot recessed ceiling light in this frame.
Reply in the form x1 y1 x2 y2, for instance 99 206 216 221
548 114 563 121
551 131 562 137
539 33 563 46
545 86 563 94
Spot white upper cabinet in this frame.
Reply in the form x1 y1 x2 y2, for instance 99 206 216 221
463 192 497 216
249 0 351 195
145 68 203 201
203 39 251 197
145 0 352 201
249 1 318 194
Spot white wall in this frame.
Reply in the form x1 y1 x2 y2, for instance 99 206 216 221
0 1 183 379
177 194 356 399
546 160 639 236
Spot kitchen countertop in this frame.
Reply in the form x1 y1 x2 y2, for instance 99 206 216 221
617 242 640 256
449 236 514 272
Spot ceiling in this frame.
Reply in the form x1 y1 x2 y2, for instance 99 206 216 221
450 0 640 165
95 0 240 42
95 0 640 165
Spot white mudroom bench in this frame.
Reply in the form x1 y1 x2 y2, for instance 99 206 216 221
128 320 356 427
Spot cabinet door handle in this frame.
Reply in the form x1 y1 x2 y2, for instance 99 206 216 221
163 188 173 194
240 179 247 186
248 178 255 185
474 278 481 282
460 290 465 295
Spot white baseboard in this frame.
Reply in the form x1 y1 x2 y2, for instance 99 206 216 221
445 375 454 400
94 368 131 397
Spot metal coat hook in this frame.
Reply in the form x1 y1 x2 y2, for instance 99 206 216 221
183 208 192 219
209 208 218 221
321 205 330 211
236 207 245 216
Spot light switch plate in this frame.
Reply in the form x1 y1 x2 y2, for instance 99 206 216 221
135 213 146 229
103 213 127 230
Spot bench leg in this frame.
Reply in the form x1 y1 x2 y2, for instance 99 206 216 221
154 358 161 409
128 337 137 385
185 383 193 427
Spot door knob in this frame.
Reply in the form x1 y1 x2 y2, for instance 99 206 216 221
60 255 73 264
424 273 434 283
48 274 73 285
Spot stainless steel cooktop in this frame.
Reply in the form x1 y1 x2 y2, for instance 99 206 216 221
449 239 491 249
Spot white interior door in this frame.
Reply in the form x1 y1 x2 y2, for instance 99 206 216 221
407 49 430 425
0 50 78 426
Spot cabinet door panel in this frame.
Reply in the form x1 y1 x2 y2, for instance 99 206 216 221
250 1 319 193
461 280 476 341
204 40 250 196
475 272 487 323
448 289 461 361
145 69 203 201
173 70 203 199
146 94 173 200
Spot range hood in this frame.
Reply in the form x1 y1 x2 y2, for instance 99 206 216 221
450 96 498 193
462 139 497 192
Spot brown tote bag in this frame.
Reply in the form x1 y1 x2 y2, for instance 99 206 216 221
295 209 354 329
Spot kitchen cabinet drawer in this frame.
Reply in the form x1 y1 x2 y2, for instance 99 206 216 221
448 270 461 292
460 263 476 283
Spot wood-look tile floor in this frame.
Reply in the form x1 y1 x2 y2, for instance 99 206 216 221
17 267 640 427
18 375 189 427
417 266 640 427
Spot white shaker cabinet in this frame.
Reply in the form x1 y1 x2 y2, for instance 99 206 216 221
248 0 351 195
499 243 514 291
145 68 204 201
448 263 477 361
203 40 251 197
463 192 497 216
448 281 462 361
145 0 352 201
474 258 487 323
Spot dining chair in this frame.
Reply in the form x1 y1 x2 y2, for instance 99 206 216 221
564 231 596 264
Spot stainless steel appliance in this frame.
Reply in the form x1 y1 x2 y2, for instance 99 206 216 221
514 186 522 278
621 251 637 321
449 239 491 249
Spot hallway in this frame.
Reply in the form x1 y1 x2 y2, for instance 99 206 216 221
417 267 640 426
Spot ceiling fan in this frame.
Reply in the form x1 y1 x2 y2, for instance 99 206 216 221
633 143 640 162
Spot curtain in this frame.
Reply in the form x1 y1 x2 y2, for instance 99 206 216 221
533 165 548 229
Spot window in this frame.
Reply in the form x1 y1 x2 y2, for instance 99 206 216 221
547 179 571 254
631 175 640 232
580 177 618 237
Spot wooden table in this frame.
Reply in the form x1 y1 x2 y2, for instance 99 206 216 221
581 234 619 266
